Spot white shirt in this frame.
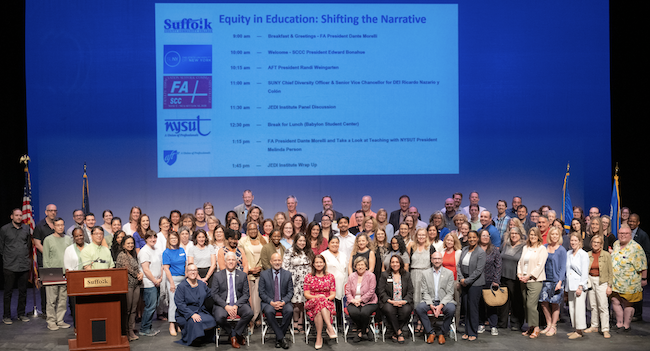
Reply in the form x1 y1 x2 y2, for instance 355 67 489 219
138 245 162 288
335 232 357 264
63 244 85 271
565 249 589 292
225 270 237 304
155 232 167 252
432 268 442 302
122 223 135 236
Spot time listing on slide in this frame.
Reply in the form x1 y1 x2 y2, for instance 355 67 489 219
156 4 458 178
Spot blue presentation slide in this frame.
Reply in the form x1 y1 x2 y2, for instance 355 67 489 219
156 4 459 177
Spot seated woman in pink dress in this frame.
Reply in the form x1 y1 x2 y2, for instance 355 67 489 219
304 255 337 349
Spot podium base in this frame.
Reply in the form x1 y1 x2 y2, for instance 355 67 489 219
68 335 130 351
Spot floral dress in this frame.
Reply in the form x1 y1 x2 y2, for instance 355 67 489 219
282 247 311 303
612 240 648 301
304 273 336 321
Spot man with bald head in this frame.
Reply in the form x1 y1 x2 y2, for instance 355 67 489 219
506 196 522 219
33 204 58 314
409 206 427 229
443 198 457 231
259 253 293 349
415 252 456 344
349 195 376 228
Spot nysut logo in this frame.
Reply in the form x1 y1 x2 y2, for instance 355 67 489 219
164 115 211 137
164 150 179 166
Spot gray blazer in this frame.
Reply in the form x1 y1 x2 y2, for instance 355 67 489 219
420 266 456 307
234 203 263 224
457 246 486 287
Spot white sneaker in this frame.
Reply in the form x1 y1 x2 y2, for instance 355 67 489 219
478 325 485 333
491 327 498 336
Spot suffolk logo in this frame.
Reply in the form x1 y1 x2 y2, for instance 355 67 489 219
164 115 211 137
164 150 179 165
163 76 212 109
164 18 212 33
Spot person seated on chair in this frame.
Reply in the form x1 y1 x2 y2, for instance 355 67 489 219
344 256 378 343
211 251 254 348
259 253 294 349
174 263 217 346
414 251 456 345
304 254 337 349
377 254 413 343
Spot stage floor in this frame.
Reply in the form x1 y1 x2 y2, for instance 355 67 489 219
1 288 649 351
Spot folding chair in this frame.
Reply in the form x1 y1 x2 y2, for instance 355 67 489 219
419 308 457 341
341 283 378 342
380 311 415 342
260 311 295 344
215 315 251 348
304 306 339 344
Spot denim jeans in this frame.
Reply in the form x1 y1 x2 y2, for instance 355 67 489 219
141 287 159 332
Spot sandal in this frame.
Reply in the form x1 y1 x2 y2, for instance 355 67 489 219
397 334 405 344
462 334 469 340
529 328 540 339
468 336 477 341
546 325 557 337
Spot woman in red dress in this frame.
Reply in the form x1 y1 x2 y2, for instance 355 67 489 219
304 255 337 349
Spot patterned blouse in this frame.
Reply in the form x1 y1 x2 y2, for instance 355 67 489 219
116 251 142 288
483 246 502 285
611 240 648 294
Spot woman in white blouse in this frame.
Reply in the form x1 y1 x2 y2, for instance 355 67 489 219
187 229 216 286
517 227 548 339
565 233 590 339
321 236 348 325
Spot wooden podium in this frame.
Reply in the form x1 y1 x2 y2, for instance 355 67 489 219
67 268 130 351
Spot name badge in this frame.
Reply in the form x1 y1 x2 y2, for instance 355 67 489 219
387 278 393 283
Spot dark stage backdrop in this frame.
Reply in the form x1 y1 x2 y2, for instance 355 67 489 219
15 0 627 228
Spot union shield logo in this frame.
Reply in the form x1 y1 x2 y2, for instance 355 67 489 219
164 150 179 165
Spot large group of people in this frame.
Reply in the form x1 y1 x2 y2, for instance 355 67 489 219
1 191 648 349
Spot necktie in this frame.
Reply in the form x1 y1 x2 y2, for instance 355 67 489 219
274 271 280 301
229 273 236 306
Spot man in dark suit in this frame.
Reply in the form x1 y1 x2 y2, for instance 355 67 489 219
312 196 344 223
211 251 253 348
389 195 411 230
259 253 294 349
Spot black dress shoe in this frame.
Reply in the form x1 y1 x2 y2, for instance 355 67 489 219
275 340 282 348
281 338 290 349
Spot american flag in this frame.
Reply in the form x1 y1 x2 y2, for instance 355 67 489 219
22 165 39 288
